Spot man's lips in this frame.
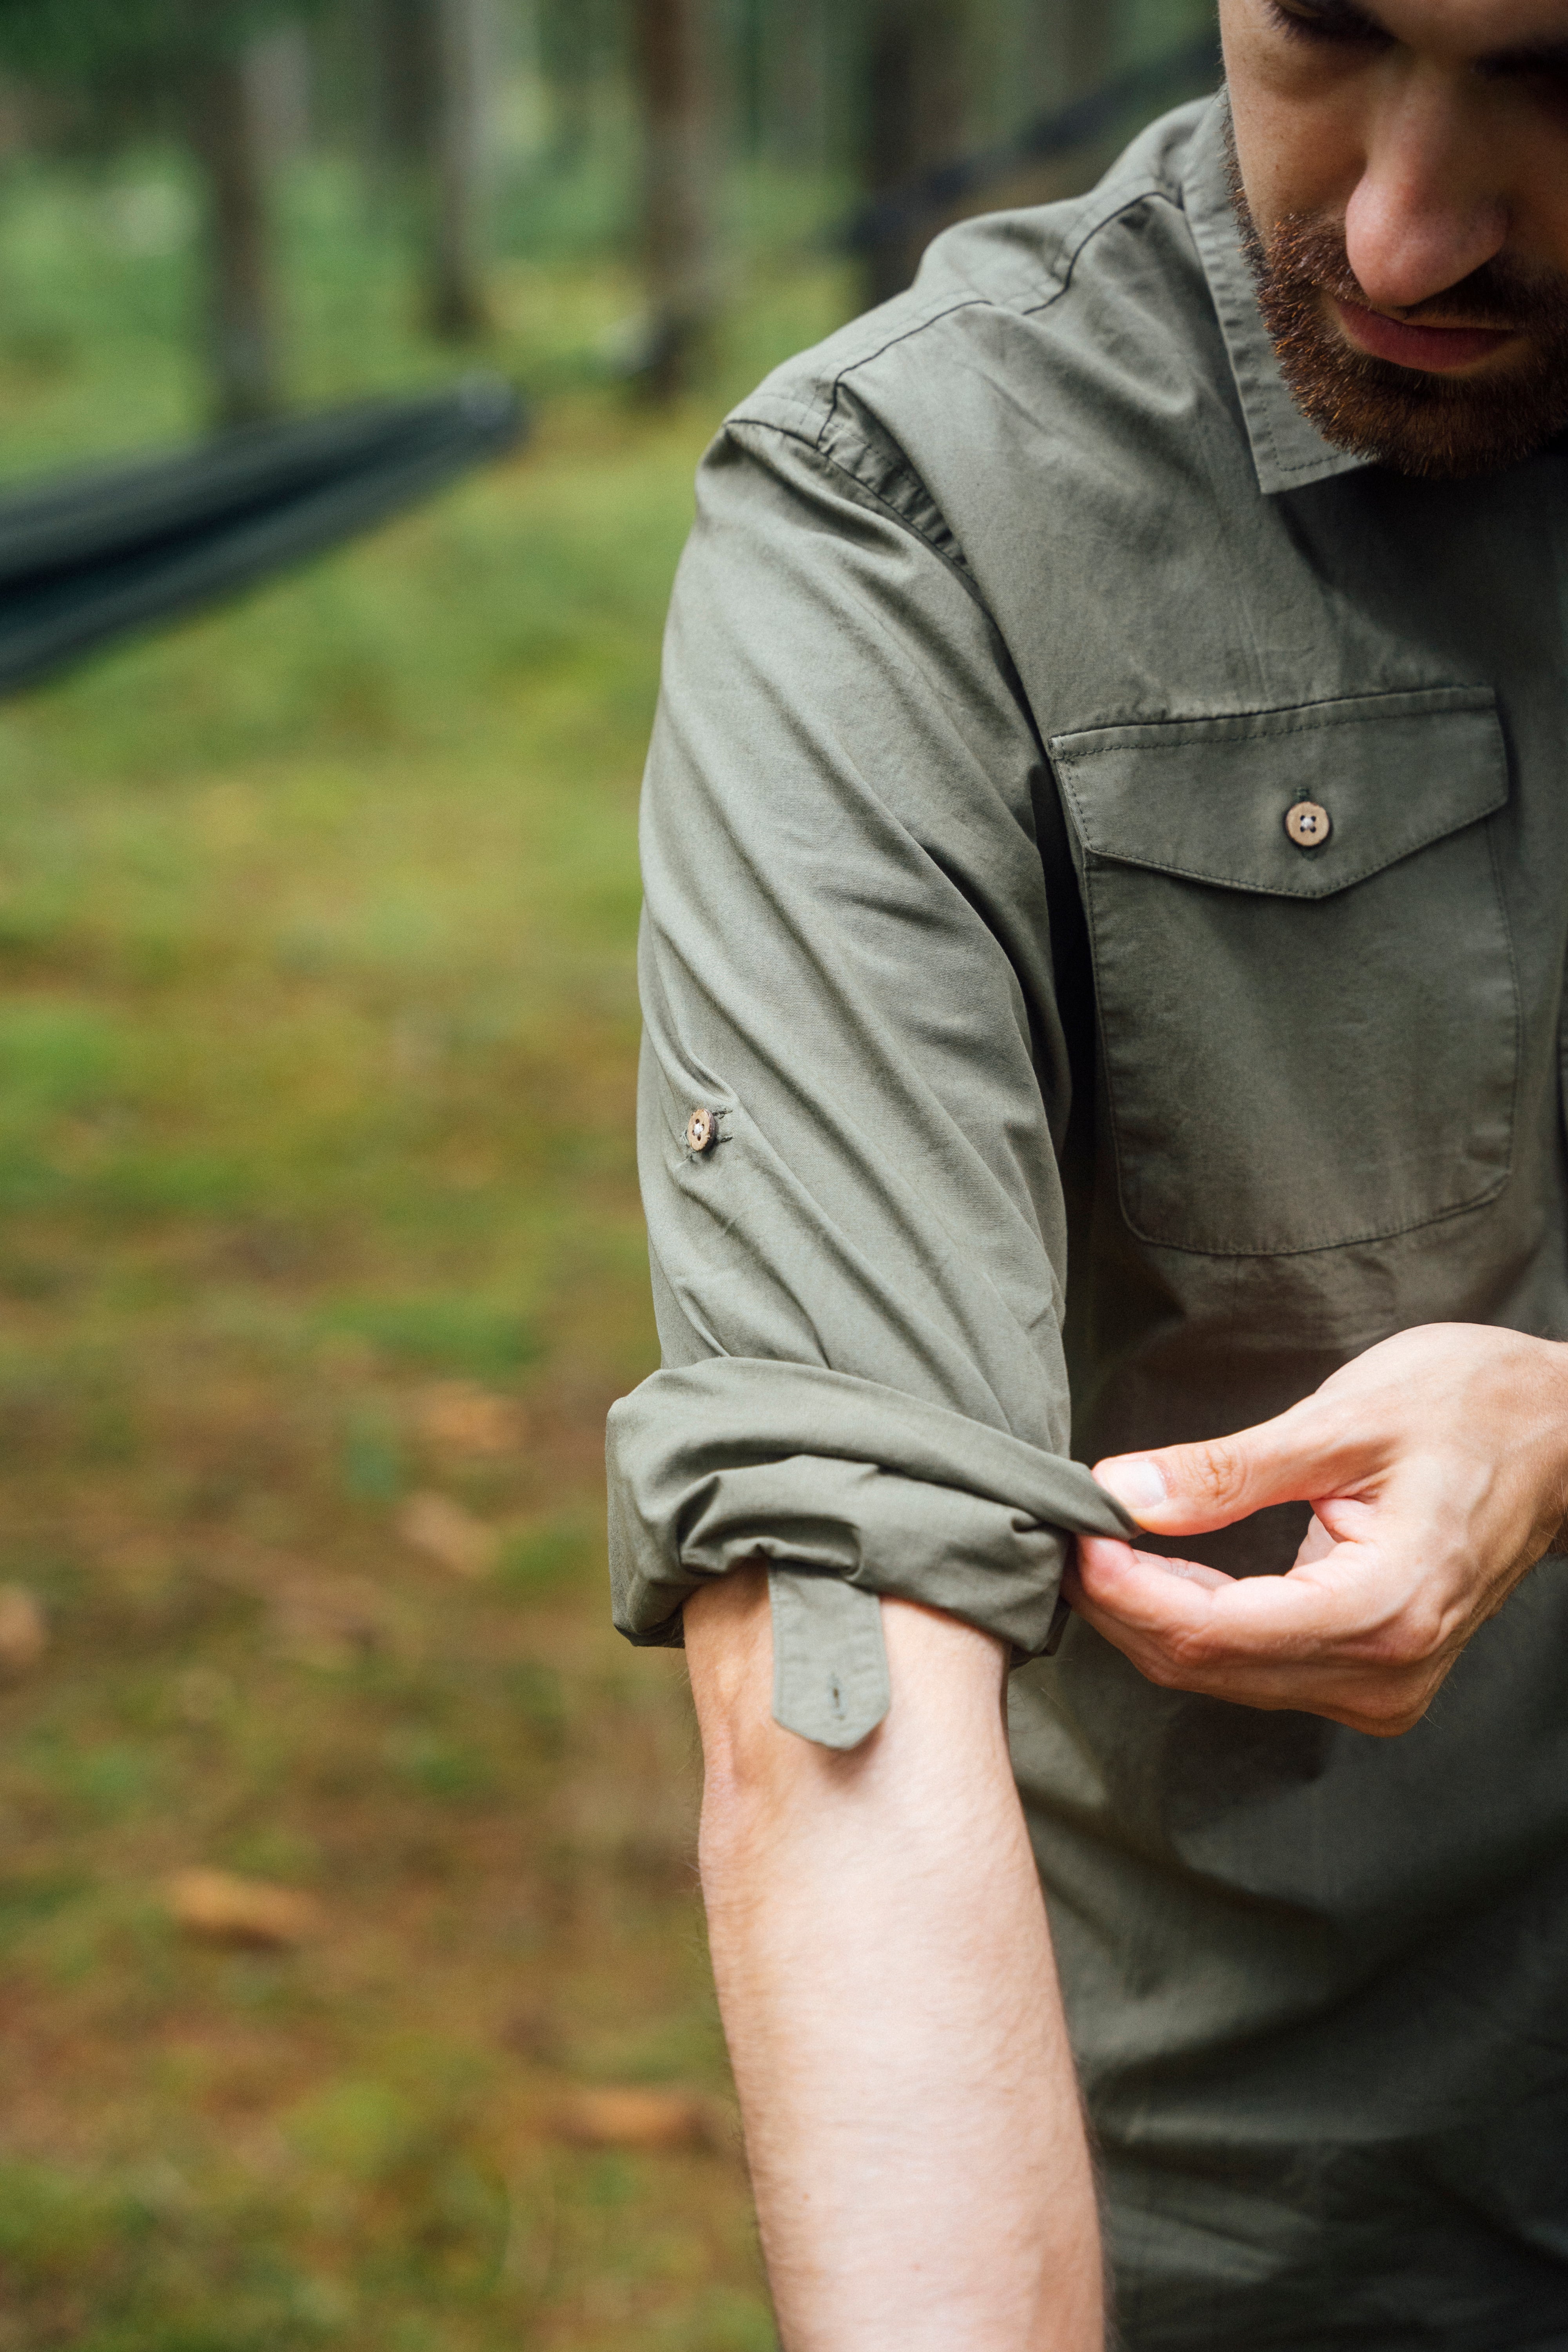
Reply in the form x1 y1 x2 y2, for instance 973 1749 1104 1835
1331 295 1519 372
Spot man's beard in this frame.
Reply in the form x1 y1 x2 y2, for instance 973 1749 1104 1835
1225 124 1568 480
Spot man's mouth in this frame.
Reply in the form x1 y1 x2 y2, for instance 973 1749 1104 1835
1330 296 1520 373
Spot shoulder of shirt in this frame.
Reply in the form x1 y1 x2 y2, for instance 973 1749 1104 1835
716 98 1208 558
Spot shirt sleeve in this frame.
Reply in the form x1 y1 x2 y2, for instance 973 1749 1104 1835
605 409 1135 1748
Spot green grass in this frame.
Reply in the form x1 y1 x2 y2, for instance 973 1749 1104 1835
0 148 857 2351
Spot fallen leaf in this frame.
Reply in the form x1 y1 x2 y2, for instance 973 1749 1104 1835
397 1490 499 1579
271 1575 391 1668
0 1585 47 1676
175 1666 235 1723
553 2087 724 2154
416 1381 528 1460
167 1869 321 1949
501 2005 562 2062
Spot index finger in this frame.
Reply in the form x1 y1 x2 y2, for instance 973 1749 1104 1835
1069 1532 1386 1669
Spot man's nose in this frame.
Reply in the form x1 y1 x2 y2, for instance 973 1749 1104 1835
1344 76 1509 309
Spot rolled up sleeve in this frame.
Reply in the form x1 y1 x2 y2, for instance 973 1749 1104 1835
606 409 1134 1745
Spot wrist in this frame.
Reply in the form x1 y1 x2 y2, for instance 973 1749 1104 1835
1543 1336 1568 1509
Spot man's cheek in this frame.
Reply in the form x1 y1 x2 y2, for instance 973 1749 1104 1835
1225 45 1370 228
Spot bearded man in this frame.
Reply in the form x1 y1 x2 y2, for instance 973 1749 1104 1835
606 4 1568 2345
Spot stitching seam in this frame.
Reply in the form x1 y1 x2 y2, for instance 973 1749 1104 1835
723 418 996 621
1051 685 1495 752
1082 818 1519 1257
817 176 1176 454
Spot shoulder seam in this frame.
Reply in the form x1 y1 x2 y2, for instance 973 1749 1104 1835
726 169 1186 471
721 170 1188 617
815 173 1182 446
720 415 996 622
1018 176 1183 318
814 297 991 452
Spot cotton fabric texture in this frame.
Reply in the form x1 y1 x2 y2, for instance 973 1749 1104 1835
606 95 1568 2352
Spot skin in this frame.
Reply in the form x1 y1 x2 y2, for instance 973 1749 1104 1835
690 7 1568 2344
1077 1325 1568 1734
687 1572 1102 2352
1081 0 1568 1718
1227 0 1568 358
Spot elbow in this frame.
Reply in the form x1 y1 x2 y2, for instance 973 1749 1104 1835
694 1709 796 1913
692 1642 795 1852
684 1564 816 1874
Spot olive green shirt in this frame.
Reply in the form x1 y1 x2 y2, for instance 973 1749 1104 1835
606 95 1568 2352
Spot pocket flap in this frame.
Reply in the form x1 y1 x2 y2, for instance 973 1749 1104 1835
1051 686 1505 900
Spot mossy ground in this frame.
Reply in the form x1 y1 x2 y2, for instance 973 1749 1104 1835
0 145 855 2350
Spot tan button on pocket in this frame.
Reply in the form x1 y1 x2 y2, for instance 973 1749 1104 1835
1049 686 1513 1257
685 1107 717 1154
1285 800 1332 848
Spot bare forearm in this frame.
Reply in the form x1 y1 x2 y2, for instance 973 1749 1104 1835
688 1572 1103 2352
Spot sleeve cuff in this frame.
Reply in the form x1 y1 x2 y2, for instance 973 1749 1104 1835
606 1359 1138 1748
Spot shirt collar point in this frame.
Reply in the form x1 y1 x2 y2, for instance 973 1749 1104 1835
1251 441 1378 499
1179 99 1378 501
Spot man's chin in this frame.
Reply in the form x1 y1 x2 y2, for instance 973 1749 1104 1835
1224 126 1568 480
1279 339 1568 481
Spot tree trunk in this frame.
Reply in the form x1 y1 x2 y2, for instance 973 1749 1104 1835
1035 0 1123 207
736 0 766 158
774 0 828 164
539 0 595 169
428 0 490 341
631 0 718 400
186 46 281 432
360 0 438 178
1063 0 1116 98
859 0 972 308
249 24 314 161
357 0 490 339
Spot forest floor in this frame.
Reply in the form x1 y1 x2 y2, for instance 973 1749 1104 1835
0 152 854 2350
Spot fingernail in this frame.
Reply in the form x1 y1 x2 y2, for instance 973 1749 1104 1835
1097 1458 1168 1514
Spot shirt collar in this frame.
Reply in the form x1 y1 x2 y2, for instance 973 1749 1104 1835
1181 95 1374 498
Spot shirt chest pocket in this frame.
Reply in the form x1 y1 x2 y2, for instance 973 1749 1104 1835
1051 687 1517 1258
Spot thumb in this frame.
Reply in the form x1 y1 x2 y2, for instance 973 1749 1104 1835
1093 1406 1354 1537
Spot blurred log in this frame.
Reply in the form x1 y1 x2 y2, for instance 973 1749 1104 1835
630 0 718 399
185 43 281 431
0 378 525 697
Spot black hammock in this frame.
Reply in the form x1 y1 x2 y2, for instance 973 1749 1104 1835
0 374 526 698
838 33 1221 258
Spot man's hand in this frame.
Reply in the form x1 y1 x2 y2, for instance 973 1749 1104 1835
1070 1324 1568 1736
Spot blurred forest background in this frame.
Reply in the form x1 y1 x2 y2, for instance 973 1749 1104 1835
0 2 1215 2347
